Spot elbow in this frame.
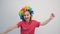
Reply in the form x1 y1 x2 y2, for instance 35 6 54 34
40 23 47 26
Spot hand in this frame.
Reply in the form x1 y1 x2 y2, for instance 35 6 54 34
0 32 6 34
50 13 55 19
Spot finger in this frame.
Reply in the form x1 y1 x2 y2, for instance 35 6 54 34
51 13 55 17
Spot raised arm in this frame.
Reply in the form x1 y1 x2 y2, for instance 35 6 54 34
1 24 18 34
40 13 55 26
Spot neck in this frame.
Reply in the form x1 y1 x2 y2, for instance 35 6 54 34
26 20 30 23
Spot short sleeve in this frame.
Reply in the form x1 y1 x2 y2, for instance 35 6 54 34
17 21 22 28
34 20 41 27
36 22 40 27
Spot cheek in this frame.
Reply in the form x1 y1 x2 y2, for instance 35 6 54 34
24 15 31 19
24 16 26 19
28 15 31 18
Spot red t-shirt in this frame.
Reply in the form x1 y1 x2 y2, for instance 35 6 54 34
17 20 40 34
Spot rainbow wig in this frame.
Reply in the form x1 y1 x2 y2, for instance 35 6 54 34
18 6 34 20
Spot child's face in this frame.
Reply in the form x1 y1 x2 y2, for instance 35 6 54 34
23 11 31 22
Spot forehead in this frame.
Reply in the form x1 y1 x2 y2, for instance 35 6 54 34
24 11 30 14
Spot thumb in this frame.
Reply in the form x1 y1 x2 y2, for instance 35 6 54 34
51 13 55 17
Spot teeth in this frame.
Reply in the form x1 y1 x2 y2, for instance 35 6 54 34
26 18 28 19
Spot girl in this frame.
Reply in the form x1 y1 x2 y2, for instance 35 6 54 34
1 6 55 34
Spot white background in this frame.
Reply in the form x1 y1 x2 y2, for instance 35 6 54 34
0 0 60 34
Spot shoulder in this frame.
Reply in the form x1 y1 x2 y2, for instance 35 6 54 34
17 20 24 27
17 20 24 24
31 20 41 24
32 20 40 22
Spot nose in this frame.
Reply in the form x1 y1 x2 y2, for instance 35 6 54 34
26 15 28 18
24 15 28 19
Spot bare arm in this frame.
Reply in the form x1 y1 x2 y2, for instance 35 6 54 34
1 24 18 34
40 13 55 26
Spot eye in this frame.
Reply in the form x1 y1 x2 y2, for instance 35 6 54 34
27 14 29 16
23 14 25 16
23 14 28 16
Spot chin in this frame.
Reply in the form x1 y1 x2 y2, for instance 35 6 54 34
25 19 30 21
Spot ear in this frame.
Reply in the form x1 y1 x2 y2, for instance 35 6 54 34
31 14 32 17
30 15 32 19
